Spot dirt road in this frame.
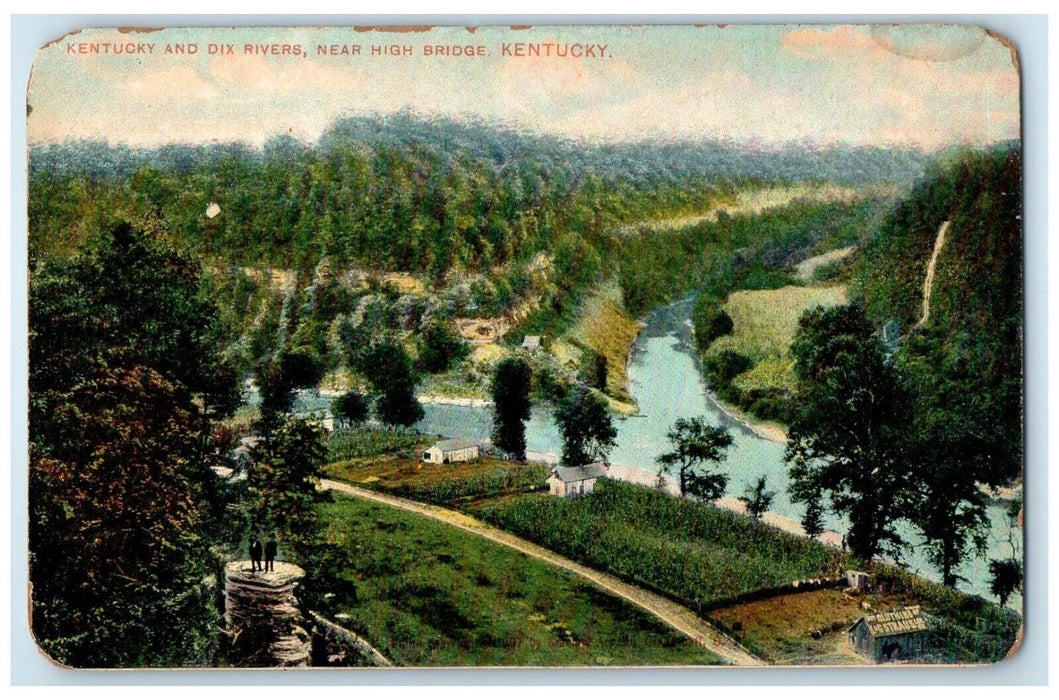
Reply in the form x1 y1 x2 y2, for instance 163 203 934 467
320 478 766 667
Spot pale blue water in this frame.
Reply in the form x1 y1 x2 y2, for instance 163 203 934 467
281 298 1021 607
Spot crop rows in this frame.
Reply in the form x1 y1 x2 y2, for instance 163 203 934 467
474 479 841 611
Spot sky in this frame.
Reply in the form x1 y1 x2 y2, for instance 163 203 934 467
26 24 1020 150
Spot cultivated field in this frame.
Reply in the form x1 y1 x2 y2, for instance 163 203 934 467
472 480 845 612
323 447 549 507
709 588 885 665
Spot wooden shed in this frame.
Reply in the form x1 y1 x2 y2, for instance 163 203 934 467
848 606 928 663
546 463 609 497
422 438 480 465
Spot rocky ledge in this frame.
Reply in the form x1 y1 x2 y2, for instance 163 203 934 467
224 561 311 667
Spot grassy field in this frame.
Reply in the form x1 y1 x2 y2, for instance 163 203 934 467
309 494 723 666
616 184 863 235
707 285 847 393
473 480 844 613
324 453 549 506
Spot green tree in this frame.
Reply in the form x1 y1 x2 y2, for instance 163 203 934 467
581 348 608 391
256 349 324 431
739 475 776 519
491 356 533 460
30 366 218 668
692 296 734 352
656 416 733 500
29 222 236 667
704 349 753 386
785 304 914 561
331 390 369 427
417 319 468 374
555 387 617 466
801 492 825 540
898 331 994 587
908 430 990 587
357 338 424 428
248 417 327 557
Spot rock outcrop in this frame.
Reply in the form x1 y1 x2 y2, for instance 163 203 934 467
224 561 311 667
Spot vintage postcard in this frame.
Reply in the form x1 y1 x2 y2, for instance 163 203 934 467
25 24 1023 669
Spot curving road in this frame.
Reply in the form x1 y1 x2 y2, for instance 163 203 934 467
320 478 766 667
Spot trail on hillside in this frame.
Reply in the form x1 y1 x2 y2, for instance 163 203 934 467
916 220 952 328
320 479 766 667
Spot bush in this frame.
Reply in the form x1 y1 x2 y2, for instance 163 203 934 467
417 320 469 374
704 350 753 386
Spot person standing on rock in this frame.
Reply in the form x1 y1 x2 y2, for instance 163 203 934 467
264 536 277 573
249 536 263 572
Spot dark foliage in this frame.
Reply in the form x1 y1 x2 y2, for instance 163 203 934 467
554 386 617 466
332 390 370 426
988 558 1022 609
356 338 424 428
490 356 533 460
855 144 1022 487
656 416 733 500
29 222 236 667
417 320 469 374
785 304 915 561
739 475 776 520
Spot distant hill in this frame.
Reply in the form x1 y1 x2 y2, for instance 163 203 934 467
29 113 932 270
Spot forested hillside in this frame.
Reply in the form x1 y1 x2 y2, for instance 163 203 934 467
852 143 1022 487
29 113 930 270
28 114 930 382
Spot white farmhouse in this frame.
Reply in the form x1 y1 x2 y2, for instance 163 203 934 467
546 463 609 497
422 437 480 465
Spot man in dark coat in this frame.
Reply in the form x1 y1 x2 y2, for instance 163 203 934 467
249 537 263 572
264 536 277 573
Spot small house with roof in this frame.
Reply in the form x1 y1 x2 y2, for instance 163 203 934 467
848 606 928 663
521 335 542 352
546 463 609 497
422 438 480 465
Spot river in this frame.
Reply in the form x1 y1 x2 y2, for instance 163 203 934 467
287 298 1020 606
416 298 1019 606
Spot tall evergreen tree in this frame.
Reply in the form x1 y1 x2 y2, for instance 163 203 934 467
247 416 327 557
490 356 533 460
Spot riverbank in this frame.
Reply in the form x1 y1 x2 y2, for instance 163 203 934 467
417 394 492 408
715 496 841 549
707 393 788 444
